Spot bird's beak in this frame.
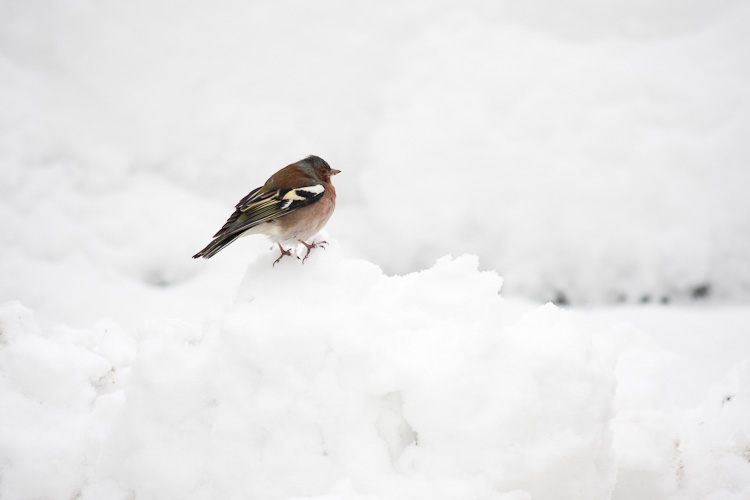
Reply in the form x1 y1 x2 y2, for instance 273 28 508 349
331 169 341 175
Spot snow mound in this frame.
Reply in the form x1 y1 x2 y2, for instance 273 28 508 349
0 249 615 500
1 247 748 499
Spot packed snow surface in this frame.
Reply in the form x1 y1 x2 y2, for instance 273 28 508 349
2 249 750 500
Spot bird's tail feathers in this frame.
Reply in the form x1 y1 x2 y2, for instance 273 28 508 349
192 233 243 259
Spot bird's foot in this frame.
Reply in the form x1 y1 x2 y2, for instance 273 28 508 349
298 240 328 264
273 244 292 267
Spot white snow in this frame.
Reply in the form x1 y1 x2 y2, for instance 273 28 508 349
1 1 750 499
1 250 749 499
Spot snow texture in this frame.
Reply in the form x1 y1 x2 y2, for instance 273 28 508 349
1 249 748 499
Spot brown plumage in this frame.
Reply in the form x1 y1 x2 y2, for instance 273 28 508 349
193 155 340 264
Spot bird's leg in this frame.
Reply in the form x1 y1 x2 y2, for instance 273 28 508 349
298 240 327 263
273 243 292 267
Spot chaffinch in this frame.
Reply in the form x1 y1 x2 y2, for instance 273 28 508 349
193 155 340 265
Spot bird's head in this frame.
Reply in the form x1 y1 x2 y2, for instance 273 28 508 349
302 155 341 183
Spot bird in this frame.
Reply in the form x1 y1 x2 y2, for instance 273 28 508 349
193 155 340 265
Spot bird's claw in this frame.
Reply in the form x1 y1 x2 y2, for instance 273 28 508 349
273 244 292 267
298 240 327 264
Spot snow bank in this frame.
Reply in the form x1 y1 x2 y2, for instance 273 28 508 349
0 250 618 500
610 324 750 500
2 248 748 499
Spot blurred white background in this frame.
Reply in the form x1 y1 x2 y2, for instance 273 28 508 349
1 0 749 326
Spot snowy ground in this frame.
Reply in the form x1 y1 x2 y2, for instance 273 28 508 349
2 1 750 499
1 249 749 499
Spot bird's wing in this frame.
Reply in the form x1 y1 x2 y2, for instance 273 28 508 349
235 186 264 210
213 184 326 238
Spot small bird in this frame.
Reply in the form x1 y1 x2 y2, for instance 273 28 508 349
193 155 340 265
